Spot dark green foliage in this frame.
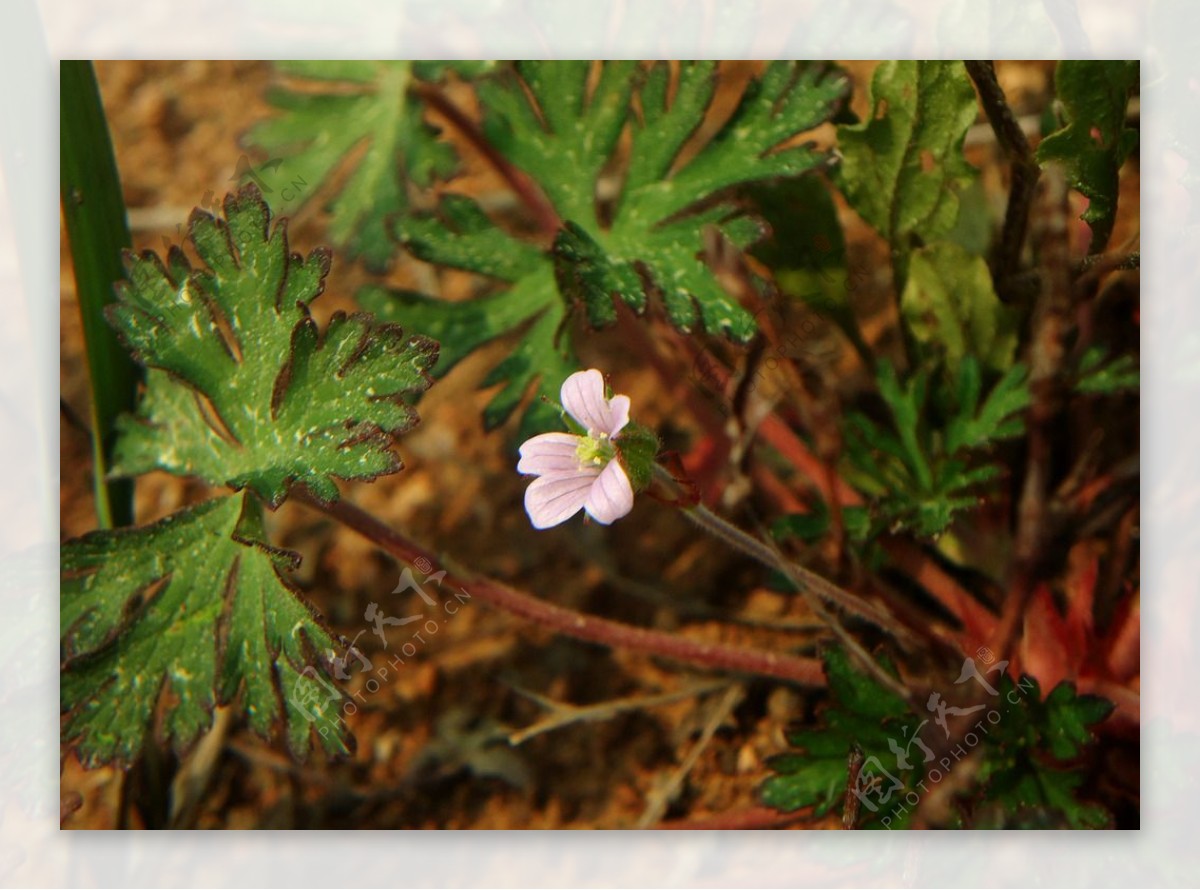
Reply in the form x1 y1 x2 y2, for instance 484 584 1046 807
1037 61 1139 254
761 648 917 826
110 185 437 506
844 359 1030 537
62 494 351 765
763 652 1114 829
371 61 851 436
976 677 1114 828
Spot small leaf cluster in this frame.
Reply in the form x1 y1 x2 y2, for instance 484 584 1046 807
973 676 1115 829
760 648 919 828
761 649 1114 828
843 358 1031 538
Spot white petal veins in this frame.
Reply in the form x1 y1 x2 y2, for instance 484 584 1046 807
524 469 601 529
583 460 634 525
560 369 613 436
517 432 585 475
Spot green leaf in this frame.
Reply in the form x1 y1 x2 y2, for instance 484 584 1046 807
901 242 1020 376
60 60 139 528
1075 345 1139 395
1036 61 1139 254
761 647 917 822
761 741 848 816
844 359 1028 537
62 494 351 766
377 61 850 434
824 647 910 722
944 360 1031 453
1040 681 1115 761
977 677 1113 828
243 61 477 270
109 185 438 506
836 61 978 264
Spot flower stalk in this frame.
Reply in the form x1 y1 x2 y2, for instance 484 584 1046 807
300 491 826 687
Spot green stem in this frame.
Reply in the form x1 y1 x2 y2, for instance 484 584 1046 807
61 61 138 528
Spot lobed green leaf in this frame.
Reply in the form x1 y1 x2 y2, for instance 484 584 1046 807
901 242 1019 377
377 61 850 434
836 61 978 264
109 185 437 506
62 494 351 766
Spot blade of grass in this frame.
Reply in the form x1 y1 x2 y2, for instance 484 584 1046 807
60 60 138 527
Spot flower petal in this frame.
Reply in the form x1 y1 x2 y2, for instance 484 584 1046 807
607 394 631 436
583 460 634 525
518 432 584 475
524 469 600 529
561 369 614 436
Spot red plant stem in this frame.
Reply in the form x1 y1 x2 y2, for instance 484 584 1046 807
301 493 826 688
680 337 857 507
988 168 1073 663
656 805 815 830
757 414 860 506
412 82 562 239
881 538 997 649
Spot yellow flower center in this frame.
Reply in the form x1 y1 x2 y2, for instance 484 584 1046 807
575 432 616 468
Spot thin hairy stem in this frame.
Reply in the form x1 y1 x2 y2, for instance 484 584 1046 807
654 465 917 703
299 492 825 687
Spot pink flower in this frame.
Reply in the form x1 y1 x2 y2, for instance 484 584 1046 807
518 369 635 529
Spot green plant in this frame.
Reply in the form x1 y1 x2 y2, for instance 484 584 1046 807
61 59 1138 830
